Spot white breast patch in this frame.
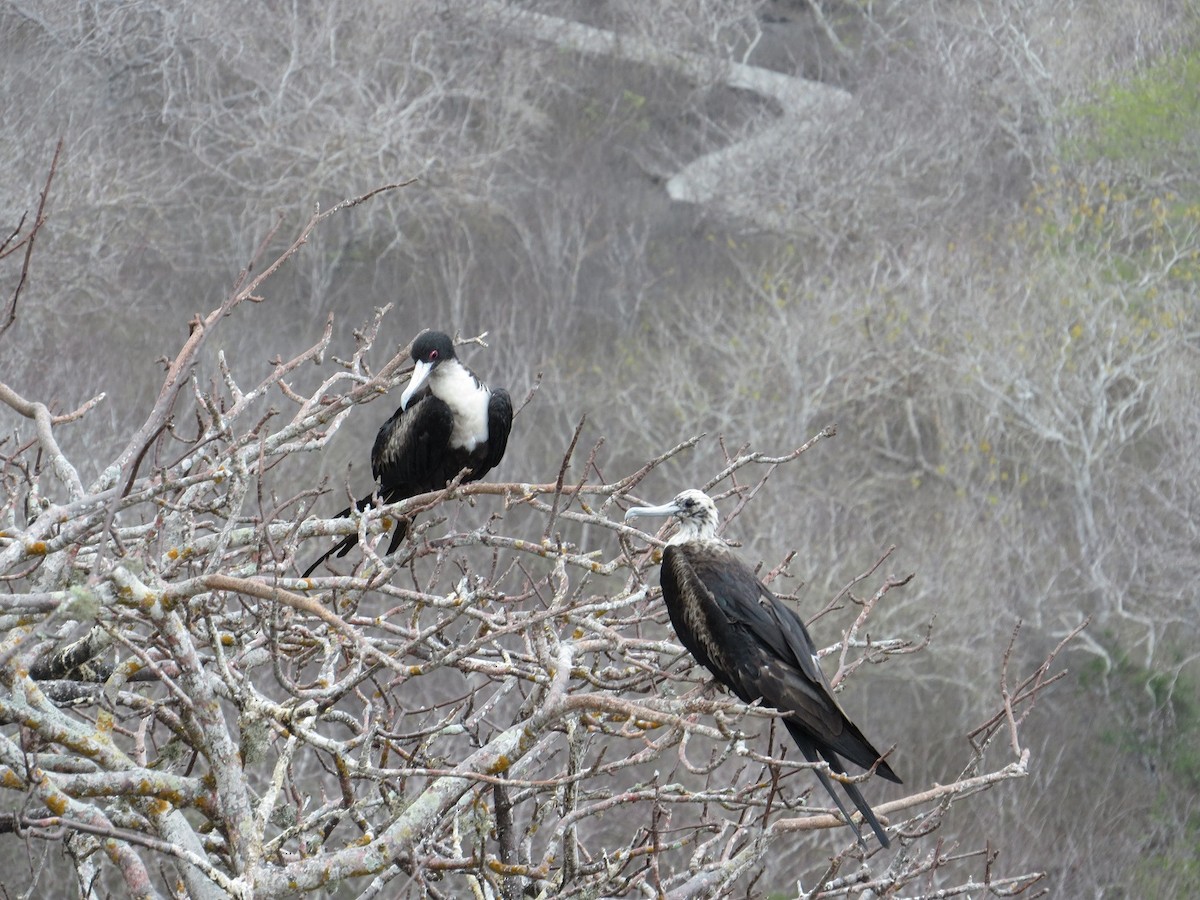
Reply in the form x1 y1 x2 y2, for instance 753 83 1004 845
435 364 490 451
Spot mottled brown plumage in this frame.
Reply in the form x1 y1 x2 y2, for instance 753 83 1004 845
626 489 899 846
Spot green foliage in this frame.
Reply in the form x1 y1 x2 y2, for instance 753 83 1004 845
1131 816 1200 896
1080 646 1200 788
578 84 653 138
1068 47 1200 179
1150 667 1200 788
1078 647 1200 894
1041 44 1200 297
1019 171 1200 289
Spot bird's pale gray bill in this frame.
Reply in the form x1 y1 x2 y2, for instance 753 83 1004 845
400 359 434 410
624 501 680 521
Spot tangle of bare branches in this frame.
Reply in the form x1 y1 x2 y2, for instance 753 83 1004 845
0 182 1065 900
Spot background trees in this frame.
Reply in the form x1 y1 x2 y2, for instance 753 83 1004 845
2 0 1199 895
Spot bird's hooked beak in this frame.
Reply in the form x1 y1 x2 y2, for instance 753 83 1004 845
400 359 434 410
624 500 680 523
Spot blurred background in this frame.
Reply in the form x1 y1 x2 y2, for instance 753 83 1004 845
2 0 1198 894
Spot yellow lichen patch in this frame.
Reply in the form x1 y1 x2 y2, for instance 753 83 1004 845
148 799 173 817
96 711 114 737
1 769 24 789
489 755 511 774
650 548 662 563
45 792 69 816
487 860 524 876
167 548 179 560
408 665 423 676
26 542 48 556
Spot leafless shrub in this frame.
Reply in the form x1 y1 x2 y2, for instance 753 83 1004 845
0 183 1065 898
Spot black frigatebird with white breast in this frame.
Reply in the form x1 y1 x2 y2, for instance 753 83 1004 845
625 489 900 847
303 330 512 577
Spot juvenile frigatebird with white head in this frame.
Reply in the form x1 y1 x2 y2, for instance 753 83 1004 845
304 330 512 576
625 489 900 846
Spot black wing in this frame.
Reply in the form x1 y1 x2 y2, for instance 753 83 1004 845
676 545 897 778
303 397 452 575
661 543 897 846
371 395 455 493
479 388 513 476
758 590 901 782
305 386 510 575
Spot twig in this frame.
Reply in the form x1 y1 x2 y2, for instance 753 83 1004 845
0 138 61 340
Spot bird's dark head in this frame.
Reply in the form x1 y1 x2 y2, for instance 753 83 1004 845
410 330 456 366
625 489 719 543
401 330 457 409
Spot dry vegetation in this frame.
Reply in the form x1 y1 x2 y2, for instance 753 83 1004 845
2 0 1199 896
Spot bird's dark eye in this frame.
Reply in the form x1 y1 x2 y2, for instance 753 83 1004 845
428 349 439 361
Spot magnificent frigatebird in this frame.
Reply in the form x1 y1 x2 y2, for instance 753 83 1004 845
303 330 512 577
625 489 899 847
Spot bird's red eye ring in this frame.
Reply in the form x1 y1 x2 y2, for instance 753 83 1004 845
429 349 439 361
